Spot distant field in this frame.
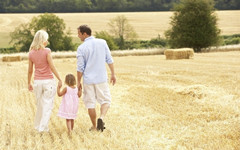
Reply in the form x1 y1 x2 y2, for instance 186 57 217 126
0 10 240 48
0 51 240 149
0 32 11 47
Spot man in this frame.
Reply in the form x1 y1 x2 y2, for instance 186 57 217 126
76 25 116 132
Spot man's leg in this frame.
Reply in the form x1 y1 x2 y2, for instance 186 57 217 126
100 103 110 120
97 103 110 132
88 108 97 129
83 84 97 130
95 82 111 132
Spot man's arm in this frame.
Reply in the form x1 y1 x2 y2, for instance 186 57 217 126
77 71 83 89
108 63 116 85
76 47 85 90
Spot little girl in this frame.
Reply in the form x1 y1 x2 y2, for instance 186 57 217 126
57 74 81 134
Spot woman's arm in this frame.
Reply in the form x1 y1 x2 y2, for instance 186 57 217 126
28 59 33 91
47 52 62 86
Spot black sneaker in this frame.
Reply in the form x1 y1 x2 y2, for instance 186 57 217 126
97 118 106 132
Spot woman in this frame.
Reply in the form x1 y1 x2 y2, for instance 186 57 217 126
28 30 62 132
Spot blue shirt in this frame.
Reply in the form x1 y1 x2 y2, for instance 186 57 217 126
77 36 114 84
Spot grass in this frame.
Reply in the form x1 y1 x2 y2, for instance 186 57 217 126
0 10 240 48
0 51 240 149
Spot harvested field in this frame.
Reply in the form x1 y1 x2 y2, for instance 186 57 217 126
0 10 239 43
0 51 240 149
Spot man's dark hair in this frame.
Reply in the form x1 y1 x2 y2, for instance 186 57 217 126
78 25 91 36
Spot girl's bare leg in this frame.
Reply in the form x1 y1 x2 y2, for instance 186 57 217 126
71 119 74 130
66 119 72 134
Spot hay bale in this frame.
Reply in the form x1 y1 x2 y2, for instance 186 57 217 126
164 48 194 60
2 56 21 62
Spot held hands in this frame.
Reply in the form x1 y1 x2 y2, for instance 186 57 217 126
78 83 82 91
110 74 116 86
58 80 62 88
77 83 82 98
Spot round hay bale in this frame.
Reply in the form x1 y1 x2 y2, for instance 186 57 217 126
164 48 194 60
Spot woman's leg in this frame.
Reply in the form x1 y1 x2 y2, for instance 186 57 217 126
33 80 44 132
40 79 56 132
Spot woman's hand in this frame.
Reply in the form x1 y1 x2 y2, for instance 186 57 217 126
28 84 33 91
58 80 62 88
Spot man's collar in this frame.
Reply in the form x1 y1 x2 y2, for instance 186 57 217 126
84 36 94 41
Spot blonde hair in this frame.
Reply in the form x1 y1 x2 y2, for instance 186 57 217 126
65 74 76 86
29 30 49 51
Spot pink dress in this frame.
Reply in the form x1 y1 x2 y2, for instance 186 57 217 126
58 86 79 119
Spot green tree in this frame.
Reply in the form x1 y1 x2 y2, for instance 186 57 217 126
108 15 138 49
214 0 240 10
95 31 119 50
94 0 127 11
165 0 221 52
10 23 33 52
4 0 36 12
76 0 93 11
0 0 6 12
10 13 74 52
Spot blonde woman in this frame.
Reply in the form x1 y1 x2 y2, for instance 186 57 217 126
28 30 62 132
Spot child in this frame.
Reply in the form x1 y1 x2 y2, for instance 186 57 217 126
57 74 81 134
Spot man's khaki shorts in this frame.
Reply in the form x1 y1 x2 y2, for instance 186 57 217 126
83 82 111 109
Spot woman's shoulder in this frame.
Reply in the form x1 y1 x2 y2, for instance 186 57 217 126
28 50 34 56
29 49 39 58
44 48 51 53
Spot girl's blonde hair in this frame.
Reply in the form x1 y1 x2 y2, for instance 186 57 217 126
29 30 49 51
65 74 76 86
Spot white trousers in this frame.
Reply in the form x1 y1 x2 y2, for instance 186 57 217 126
33 79 56 132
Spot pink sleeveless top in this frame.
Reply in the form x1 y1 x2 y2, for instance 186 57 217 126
29 48 54 80
58 86 79 119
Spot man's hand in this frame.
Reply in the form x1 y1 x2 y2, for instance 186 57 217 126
110 74 116 86
78 83 82 90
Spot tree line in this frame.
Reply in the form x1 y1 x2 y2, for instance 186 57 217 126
0 0 240 13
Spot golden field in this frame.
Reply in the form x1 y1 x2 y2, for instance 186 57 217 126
0 51 240 149
0 10 240 43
